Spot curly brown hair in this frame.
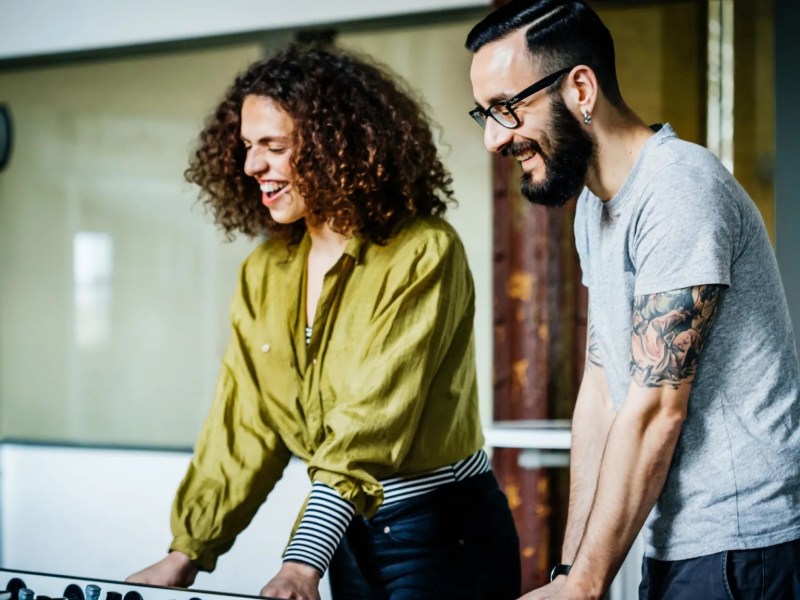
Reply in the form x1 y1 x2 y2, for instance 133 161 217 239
185 44 455 245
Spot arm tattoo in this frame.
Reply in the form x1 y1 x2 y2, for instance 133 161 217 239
630 285 723 388
586 321 602 370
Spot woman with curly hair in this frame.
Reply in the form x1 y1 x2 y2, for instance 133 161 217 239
127 44 520 600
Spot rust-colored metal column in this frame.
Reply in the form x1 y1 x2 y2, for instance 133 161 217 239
487 17 588 585
492 148 587 591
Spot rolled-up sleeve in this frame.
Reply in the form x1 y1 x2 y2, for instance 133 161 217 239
169 261 292 571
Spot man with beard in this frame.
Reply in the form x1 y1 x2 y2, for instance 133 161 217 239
467 1 800 599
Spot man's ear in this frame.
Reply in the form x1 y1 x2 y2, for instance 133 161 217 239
562 65 598 119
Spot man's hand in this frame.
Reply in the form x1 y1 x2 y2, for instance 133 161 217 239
260 562 321 600
126 551 199 588
519 576 598 600
518 576 568 599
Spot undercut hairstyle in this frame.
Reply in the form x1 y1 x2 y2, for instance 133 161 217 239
186 44 454 244
466 0 625 108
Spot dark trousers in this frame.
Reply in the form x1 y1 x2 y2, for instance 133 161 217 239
640 538 800 599
328 471 521 600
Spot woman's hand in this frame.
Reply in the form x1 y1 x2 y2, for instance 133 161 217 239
260 562 321 600
126 551 199 588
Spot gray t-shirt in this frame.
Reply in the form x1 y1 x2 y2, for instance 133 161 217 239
574 123 800 561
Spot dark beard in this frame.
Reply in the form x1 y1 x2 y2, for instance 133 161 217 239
511 95 595 207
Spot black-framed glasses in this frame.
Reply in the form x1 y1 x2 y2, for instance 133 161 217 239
469 67 573 129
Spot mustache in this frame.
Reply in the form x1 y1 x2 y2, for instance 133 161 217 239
502 139 545 160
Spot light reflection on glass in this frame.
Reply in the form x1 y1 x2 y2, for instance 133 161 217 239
73 232 113 349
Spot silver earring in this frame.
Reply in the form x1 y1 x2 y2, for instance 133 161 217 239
583 109 592 125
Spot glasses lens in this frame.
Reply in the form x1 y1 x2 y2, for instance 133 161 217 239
470 110 488 128
489 105 517 128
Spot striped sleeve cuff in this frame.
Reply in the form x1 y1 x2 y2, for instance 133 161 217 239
282 482 355 575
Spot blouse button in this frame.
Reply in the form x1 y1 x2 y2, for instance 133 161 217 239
383 526 391 534
260 343 271 353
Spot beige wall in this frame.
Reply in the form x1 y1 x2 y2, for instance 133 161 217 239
0 44 264 444
734 0 775 241
597 1 705 145
0 15 494 446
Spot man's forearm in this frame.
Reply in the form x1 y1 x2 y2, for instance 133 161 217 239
562 410 612 562
565 389 685 597
561 368 615 563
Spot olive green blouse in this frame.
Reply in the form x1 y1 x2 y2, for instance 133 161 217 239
169 217 483 571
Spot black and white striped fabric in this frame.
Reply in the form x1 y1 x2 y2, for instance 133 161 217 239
381 448 490 505
283 449 491 574
282 482 355 574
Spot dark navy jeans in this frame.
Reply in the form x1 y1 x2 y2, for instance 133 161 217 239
328 471 521 600
640 537 800 599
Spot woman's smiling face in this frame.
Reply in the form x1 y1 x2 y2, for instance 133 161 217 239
241 95 308 225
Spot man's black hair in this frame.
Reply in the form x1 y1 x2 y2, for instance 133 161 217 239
466 0 625 107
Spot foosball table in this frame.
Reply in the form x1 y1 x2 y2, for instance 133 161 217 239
0 570 279 600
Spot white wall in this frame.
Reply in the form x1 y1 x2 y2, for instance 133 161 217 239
0 0 489 60
0 444 332 599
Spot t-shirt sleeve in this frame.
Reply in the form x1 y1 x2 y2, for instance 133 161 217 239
631 164 740 296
